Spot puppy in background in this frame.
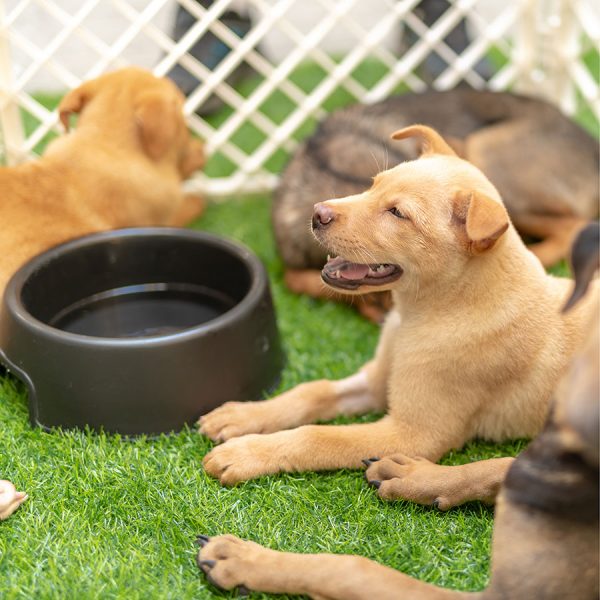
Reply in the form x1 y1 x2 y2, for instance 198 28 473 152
0 67 205 304
273 90 598 321
198 222 598 599
0 67 205 518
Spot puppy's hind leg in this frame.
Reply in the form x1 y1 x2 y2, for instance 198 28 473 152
168 193 205 226
511 214 587 268
284 268 330 298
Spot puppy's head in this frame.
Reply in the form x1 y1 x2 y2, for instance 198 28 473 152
312 124 509 295
57 67 204 179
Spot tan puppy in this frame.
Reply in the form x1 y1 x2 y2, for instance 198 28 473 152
196 223 599 599
199 125 595 486
0 67 205 517
0 67 205 304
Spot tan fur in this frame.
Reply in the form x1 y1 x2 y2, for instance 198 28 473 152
365 454 514 509
199 125 594 484
197 216 599 599
0 67 205 307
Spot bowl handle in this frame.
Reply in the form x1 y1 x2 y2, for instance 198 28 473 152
0 348 38 425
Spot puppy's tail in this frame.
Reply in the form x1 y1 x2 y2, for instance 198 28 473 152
563 222 599 313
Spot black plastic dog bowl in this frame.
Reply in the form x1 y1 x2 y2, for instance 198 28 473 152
0 228 283 436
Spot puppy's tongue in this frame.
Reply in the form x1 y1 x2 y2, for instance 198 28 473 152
339 263 370 280
323 255 402 289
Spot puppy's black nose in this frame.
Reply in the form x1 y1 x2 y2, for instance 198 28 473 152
312 203 335 229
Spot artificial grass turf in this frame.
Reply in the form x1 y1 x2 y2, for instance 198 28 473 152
3 54 588 598
2 195 531 599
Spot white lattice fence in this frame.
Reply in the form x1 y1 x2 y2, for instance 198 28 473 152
0 0 598 197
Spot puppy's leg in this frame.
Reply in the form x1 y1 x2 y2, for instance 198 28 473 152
364 455 514 510
199 360 384 442
202 415 457 485
197 534 470 600
511 214 586 267
284 268 330 298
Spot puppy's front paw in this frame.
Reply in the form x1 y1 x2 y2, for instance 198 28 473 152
197 534 273 593
198 401 277 443
364 454 457 509
203 433 290 485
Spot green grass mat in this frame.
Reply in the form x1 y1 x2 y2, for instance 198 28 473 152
1 196 534 599
2 50 591 597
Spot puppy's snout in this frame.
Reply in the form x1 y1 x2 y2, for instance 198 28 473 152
312 203 335 230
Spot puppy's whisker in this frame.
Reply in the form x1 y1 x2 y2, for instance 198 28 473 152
368 148 381 174
355 243 378 265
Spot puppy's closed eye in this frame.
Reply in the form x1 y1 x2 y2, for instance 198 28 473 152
388 206 409 220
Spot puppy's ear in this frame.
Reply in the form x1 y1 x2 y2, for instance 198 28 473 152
391 124 456 157
454 190 509 254
58 80 97 132
135 92 180 161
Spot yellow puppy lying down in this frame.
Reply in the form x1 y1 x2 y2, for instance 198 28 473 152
199 125 595 485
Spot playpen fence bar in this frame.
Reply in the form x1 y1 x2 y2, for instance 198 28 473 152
0 0 597 197
110 0 277 168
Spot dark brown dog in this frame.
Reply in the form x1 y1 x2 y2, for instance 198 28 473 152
274 89 599 321
197 222 599 599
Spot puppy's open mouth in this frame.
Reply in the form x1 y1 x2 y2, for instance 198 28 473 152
321 256 403 290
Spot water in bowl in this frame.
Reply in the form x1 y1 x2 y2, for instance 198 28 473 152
50 283 236 338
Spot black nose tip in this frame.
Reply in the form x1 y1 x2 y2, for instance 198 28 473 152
312 203 335 230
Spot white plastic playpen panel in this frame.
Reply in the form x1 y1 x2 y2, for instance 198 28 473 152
0 0 598 197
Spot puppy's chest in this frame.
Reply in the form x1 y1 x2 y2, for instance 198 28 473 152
384 325 519 402
385 334 464 399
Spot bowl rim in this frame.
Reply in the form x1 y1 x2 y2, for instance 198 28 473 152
3 227 269 348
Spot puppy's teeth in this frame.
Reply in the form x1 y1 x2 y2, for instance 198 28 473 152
327 254 331 261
